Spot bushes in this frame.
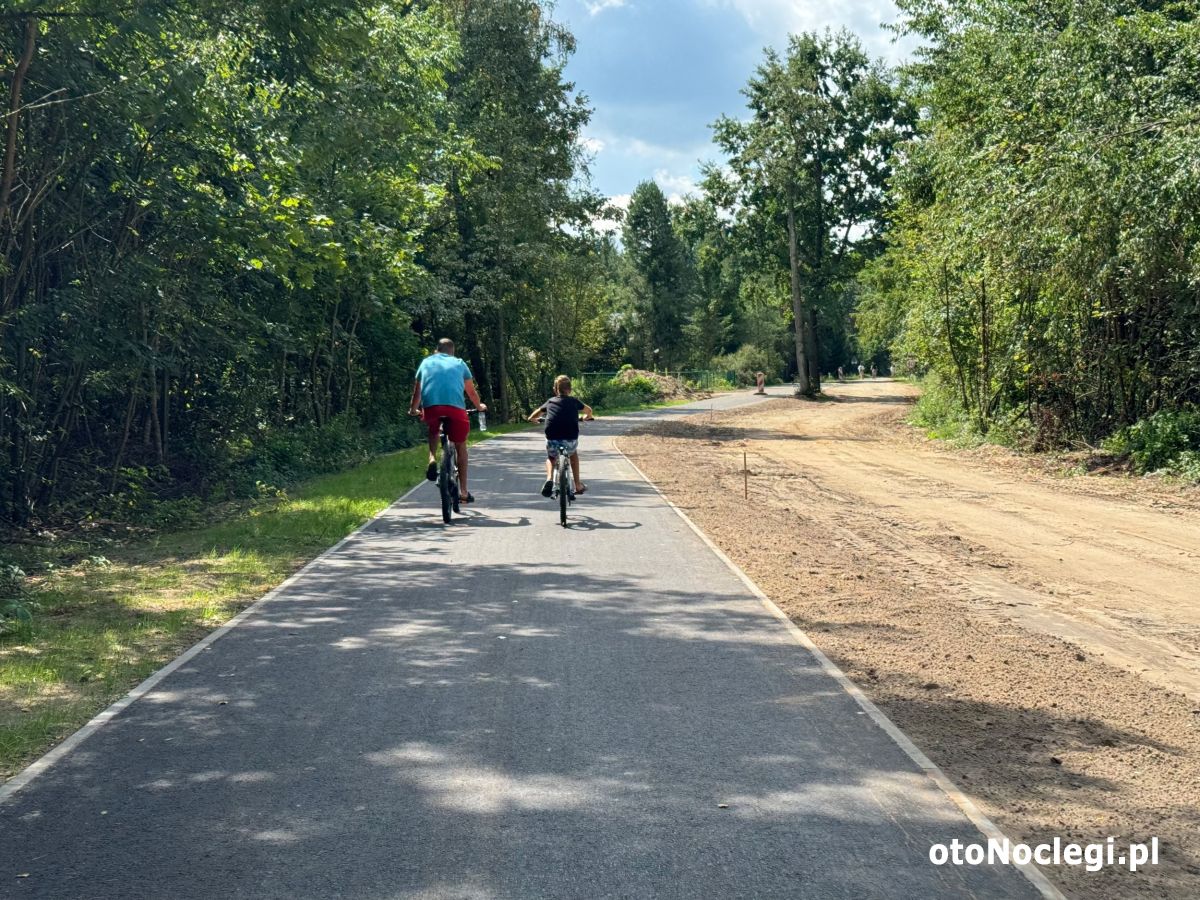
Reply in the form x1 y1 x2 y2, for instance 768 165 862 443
580 380 654 410
81 417 424 526
909 374 977 443
1104 409 1200 477
615 373 661 400
586 388 646 409
1169 452 1200 482
221 416 423 498
712 344 781 386
580 369 666 409
911 381 1200 481
0 565 33 642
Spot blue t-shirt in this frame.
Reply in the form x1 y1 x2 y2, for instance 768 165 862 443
416 353 472 408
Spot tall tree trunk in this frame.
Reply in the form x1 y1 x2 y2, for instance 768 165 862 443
344 308 360 416
808 158 824 395
496 305 509 421
463 310 490 407
278 349 288 425
978 277 990 432
309 341 323 426
0 16 37 234
323 301 338 423
149 368 163 462
161 368 170 466
110 375 141 493
9 414 26 524
786 202 813 396
941 262 970 410
804 305 820 391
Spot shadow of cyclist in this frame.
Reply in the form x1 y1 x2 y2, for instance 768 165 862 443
561 514 642 532
454 512 532 528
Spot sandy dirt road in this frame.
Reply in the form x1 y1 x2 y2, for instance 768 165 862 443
620 381 1200 900
740 380 1200 700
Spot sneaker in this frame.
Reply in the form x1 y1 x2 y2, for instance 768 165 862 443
540 480 554 498
462 492 475 504
425 462 437 482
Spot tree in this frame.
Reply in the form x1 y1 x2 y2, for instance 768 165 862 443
0 3 463 523
674 196 738 366
712 30 913 395
865 0 1200 442
422 0 601 418
622 181 694 368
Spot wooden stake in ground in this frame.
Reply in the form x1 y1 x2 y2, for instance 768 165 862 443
744 451 748 499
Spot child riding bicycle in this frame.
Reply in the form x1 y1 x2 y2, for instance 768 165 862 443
528 375 593 498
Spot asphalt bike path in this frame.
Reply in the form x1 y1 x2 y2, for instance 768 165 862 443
1 392 1047 899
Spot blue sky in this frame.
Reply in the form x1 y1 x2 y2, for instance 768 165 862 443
553 0 912 218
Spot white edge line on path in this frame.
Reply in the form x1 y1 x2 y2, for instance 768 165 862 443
0 475 435 805
617 447 1065 900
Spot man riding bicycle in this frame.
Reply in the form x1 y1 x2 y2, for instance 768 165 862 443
408 338 487 504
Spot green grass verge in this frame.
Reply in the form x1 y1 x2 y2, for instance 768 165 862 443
0 424 527 779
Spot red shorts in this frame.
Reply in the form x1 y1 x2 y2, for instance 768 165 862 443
422 405 470 443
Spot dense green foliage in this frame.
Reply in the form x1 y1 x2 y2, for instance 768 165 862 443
5 0 1198 527
1104 409 1200 476
858 0 1200 458
0 1 610 525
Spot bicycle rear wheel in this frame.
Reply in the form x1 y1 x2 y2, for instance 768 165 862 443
558 456 569 527
439 441 454 524
439 474 452 524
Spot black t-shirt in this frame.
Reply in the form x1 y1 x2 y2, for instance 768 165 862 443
543 395 585 440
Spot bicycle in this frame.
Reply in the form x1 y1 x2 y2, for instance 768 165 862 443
418 408 480 524
539 415 589 527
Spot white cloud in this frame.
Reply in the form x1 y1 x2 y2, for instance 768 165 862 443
580 136 606 154
607 193 632 212
587 130 715 168
653 169 698 204
590 175 692 236
699 0 912 63
591 193 631 235
585 0 628 15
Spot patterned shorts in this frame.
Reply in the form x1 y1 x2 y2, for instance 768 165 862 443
546 439 578 460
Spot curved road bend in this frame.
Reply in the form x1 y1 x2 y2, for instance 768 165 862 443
1 391 1044 899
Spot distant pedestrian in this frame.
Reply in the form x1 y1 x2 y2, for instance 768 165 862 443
870 364 877 379
837 366 845 382
857 364 865 379
754 371 766 395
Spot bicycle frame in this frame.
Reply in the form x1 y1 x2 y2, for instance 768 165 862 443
545 430 584 527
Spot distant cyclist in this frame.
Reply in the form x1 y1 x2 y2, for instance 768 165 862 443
408 338 487 503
